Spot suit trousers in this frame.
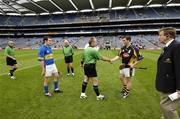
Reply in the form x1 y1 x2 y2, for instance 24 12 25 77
160 92 180 119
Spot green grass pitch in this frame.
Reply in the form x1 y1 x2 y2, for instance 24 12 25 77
0 49 179 119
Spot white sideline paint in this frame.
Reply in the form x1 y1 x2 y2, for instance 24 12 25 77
0 52 82 76
0 64 40 76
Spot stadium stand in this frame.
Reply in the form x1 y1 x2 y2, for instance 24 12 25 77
1 34 180 49
0 7 179 26
0 1 179 50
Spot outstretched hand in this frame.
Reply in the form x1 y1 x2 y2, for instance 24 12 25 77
130 64 135 69
109 59 113 64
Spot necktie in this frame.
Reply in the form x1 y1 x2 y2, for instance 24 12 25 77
163 46 167 52
161 46 167 55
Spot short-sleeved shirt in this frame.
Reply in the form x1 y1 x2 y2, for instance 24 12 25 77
38 45 54 66
118 45 142 67
82 47 102 64
4 46 15 57
63 45 74 57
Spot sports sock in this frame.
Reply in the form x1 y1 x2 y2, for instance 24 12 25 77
82 81 87 93
54 80 58 91
10 68 17 76
71 67 74 73
44 85 49 94
93 85 100 96
125 88 130 94
121 85 127 92
67 67 70 74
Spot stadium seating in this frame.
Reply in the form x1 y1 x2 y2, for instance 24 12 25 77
1 34 180 49
0 6 179 50
0 6 179 26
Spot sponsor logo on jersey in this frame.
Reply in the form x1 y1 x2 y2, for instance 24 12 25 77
123 53 130 58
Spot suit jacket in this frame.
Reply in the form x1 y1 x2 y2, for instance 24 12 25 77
156 40 180 93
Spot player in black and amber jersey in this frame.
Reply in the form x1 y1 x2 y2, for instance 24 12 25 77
111 36 143 98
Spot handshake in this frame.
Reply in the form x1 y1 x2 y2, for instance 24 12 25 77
104 56 120 64
105 56 135 69
107 59 113 64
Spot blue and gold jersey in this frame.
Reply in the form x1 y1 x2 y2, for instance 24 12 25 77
38 45 54 65
118 45 143 67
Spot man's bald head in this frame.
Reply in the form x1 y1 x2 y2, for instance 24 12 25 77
64 39 69 46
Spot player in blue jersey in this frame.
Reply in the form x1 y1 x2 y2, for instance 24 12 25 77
38 36 62 97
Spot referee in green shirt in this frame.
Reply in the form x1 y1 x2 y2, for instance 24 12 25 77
80 37 111 100
4 41 18 80
63 40 74 77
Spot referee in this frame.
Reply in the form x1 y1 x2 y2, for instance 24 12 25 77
80 37 111 100
62 39 74 77
4 41 18 80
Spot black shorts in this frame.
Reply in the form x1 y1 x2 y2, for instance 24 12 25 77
65 55 73 63
6 57 17 66
84 64 97 77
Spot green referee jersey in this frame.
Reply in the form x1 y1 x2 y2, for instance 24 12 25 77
63 45 74 57
82 47 102 64
4 46 15 57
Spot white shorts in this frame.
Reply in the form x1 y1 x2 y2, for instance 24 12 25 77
45 64 58 77
119 68 135 78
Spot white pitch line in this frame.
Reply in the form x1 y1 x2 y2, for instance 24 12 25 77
0 64 40 76
0 52 82 76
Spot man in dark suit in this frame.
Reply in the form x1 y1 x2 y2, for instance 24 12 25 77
156 27 180 119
